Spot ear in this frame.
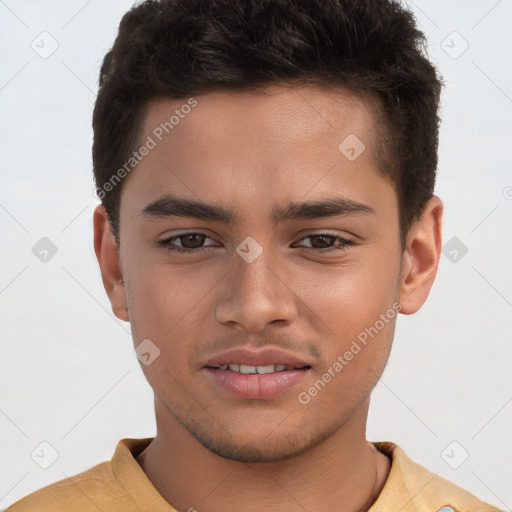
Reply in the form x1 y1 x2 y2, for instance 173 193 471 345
398 196 443 315
93 204 129 322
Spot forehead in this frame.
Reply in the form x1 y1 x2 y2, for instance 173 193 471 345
120 83 396 225
143 83 378 153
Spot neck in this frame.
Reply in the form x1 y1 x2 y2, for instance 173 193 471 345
136 396 390 512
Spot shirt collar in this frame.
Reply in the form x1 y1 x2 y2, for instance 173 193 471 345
111 437 174 511
368 441 424 512
112 438 494 512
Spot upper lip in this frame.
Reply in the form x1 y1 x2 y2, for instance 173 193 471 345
204 347 313 369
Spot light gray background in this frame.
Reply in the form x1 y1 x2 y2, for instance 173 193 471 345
0 0 511 509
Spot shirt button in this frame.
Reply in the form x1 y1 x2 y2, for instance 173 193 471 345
437 507 456 512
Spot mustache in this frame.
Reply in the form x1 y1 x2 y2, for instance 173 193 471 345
195 332 322 360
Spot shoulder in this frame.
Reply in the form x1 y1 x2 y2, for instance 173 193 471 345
3 438 158 512
5 460 136 512
372 441 504 512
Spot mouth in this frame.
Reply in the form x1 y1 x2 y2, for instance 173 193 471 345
204 346 314 372
205 363 311 374
204 365 311 399
203 347 313 399
203 346 313 399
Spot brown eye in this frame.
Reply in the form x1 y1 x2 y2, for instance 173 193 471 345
157 233 215 254
177 233 207 249
294 234 355 252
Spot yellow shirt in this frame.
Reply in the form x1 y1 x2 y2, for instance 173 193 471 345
5 438 503 512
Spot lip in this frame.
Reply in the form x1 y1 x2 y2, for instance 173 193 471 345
204 347 313 369
205 368 309 399
203 347 313 399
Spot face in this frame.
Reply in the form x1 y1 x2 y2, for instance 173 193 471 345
99 83 423 463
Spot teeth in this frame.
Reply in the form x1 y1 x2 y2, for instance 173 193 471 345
221 364 293 374
239 364 257 374
256 365 275 374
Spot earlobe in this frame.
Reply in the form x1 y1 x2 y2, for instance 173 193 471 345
398 196 443 315
93 205 130 322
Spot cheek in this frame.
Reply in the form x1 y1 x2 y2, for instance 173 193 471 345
304 251 401 328
299 249 400 381
124 259 216 353
300 300 396 415
124 266 212 394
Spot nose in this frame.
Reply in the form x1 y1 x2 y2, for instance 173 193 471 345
215 247 298 333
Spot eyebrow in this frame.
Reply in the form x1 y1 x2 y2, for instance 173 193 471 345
141 193 375 224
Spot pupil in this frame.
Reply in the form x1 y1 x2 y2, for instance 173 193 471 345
183 234 204 248
311 235 333 249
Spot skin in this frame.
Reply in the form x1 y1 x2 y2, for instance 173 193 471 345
94 83 443 512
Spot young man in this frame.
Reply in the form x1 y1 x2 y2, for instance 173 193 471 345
7 0 504 511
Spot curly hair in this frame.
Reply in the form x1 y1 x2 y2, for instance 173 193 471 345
92 0 443 247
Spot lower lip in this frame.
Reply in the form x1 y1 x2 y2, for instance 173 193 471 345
205 368 310 399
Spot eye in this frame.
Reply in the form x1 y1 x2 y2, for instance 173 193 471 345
293 233 355 252
157 232 217 254
157 232 356 255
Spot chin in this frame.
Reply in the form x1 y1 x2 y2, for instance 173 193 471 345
200 437 313 463
185 419 332 463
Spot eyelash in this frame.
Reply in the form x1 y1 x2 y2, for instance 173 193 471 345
157 232 355 254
